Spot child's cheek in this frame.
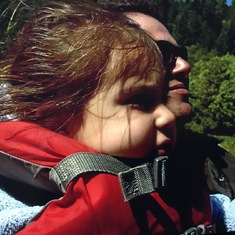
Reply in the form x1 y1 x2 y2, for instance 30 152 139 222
97 121 153 158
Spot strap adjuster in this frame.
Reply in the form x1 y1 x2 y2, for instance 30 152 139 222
118 156 168 201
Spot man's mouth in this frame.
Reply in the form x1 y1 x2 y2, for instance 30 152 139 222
168 73 189 94
169 83 189 95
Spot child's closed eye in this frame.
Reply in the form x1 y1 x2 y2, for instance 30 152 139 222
123 93 159 112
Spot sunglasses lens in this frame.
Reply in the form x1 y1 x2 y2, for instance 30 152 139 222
177 46 188 61
155 41 174 66
155 40 188 68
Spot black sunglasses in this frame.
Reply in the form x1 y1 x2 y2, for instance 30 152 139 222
155 40 188 69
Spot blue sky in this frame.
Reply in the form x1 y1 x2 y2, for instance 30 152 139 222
227 0 232 5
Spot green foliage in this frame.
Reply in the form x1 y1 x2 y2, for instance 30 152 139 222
187 44 218 65
218 136 235 156
187 54 235 136
155 0 235 56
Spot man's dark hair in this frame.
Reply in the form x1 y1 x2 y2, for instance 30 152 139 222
96 0 162 22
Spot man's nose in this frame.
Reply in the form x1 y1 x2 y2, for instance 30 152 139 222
172 57 191 75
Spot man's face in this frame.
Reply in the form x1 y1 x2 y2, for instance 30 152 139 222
125 12 192 125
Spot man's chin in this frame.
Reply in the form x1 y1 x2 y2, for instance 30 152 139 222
176 114 193 128
167 101 192 119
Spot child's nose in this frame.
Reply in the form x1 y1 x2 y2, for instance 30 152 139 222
154 104 175 130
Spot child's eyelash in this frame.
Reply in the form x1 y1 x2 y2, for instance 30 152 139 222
124 93 159 111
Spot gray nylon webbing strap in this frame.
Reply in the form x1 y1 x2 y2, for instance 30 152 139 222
49 152 129 192
49 152 168 201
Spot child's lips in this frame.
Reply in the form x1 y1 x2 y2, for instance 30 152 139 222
156 141 173 156
157 148 168 156
146 141 173 159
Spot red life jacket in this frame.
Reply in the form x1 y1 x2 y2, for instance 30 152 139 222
0 121 213 235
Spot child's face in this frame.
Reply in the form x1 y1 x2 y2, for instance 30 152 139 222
72 71 176 159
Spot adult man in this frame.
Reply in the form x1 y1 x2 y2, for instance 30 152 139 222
98 1 235 233
97 0 235 199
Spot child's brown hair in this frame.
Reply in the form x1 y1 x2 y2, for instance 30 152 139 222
0 0 163 132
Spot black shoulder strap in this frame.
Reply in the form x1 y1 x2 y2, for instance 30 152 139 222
49 152 168 201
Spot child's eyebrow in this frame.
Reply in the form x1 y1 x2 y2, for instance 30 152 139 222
121 78 162 93
122 85 158 93
117 84 161 101
124 73 161 86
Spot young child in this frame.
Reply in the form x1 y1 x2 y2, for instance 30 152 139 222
0 0 213 234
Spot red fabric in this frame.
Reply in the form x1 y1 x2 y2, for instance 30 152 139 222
0 121 95 167
0 121 213 235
